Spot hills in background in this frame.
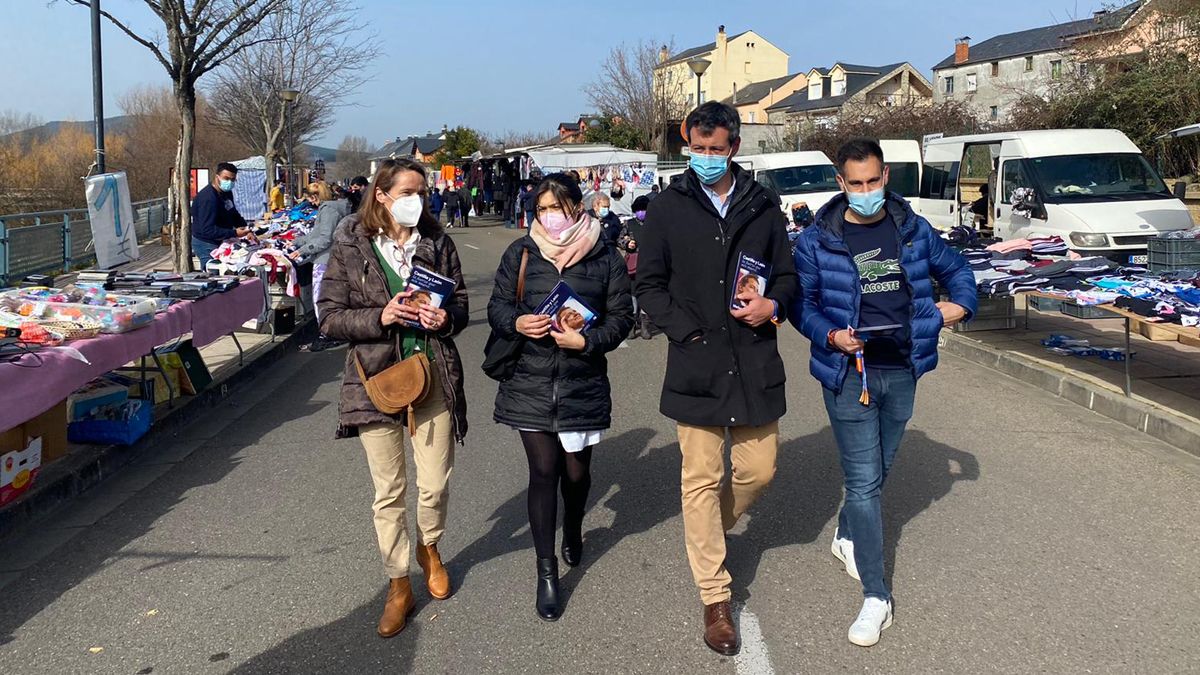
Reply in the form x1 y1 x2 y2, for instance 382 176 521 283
1 116 338 163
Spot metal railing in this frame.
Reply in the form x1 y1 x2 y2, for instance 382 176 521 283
0 198 168 285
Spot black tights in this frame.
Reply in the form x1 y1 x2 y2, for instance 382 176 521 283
520 431 593 559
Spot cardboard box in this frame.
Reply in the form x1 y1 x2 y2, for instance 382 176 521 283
0 400 68 466
0 437 42 506
67 381 129 422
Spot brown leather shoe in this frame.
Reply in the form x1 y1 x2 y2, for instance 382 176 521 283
703 601 740 655
415 543 452 600
377 577 416 638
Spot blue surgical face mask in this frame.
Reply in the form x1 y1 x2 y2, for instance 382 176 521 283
597 207 610 218
690 151 730 185
219 178 235 192
846 187 885 218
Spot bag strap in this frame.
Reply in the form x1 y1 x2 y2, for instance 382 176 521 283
516 248 529 307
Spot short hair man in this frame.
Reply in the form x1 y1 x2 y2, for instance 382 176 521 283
636 101 797 656
790 138 977 647
347 175 370 213
190 162 250 268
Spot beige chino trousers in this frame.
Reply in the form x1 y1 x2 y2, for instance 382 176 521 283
677 421 779 605
358 372 455 579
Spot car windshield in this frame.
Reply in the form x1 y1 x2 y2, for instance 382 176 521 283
760 165 840 195
886 162 920 198
1027 153 1172 202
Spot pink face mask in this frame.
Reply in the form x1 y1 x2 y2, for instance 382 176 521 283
539 210 576 238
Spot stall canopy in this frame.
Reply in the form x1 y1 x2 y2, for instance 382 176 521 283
230 155 269 220
526 144 657 172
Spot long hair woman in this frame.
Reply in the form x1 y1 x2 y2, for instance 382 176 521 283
318 158 469 638
486 173 634 621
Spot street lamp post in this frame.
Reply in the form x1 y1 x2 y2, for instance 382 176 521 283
89 0 106 174
279 88 300 204
688 58 711 110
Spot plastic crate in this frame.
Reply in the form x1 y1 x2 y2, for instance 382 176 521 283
953 316 1017 332
1148 237 1200 273
1028 295 1064 313
1061 302 1117 320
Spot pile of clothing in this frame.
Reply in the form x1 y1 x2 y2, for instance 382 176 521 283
948 233 1200 327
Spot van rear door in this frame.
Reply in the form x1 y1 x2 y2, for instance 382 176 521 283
919 142 961 230
994 141 1032 240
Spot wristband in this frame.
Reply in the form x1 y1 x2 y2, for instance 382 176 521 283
827 328 839 346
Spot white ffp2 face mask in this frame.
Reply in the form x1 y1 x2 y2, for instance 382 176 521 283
389 194 424 226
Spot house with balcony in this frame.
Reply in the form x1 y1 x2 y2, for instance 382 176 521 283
764 62 932 127
654 25 789 111
368 131 447 175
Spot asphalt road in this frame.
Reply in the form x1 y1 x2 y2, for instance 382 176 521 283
2 224 1198 674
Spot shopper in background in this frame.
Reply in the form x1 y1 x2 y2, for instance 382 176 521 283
269 179 286 212
443 184 461 228
458 183 472 228
347 175 370 213
791 137 976 648
589 193 623 246
486 174 633 622
318 158 470 639
430 187 445 224
619 195 653 339
292 181 350 352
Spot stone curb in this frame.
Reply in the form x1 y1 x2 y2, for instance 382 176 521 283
939 331 1200 458
0 319 318 539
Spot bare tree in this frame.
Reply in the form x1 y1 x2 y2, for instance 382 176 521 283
206 0 377 201
68 0 290 271
0 110 43 137
331 135 373 181
486 130 557 152
586 40 690 155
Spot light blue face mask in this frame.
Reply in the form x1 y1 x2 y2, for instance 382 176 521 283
846 187 885 217
598 207 610 218
690 151 730 185
219 178 235 192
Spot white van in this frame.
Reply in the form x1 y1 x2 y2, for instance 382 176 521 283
919 130 1194 263
735 151 842 221
880 139 922 209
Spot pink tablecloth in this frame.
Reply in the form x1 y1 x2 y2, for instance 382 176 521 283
0 278 264 431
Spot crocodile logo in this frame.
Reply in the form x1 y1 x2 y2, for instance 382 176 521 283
854 248 901 281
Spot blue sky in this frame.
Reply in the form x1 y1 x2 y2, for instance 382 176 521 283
3 0 1114 149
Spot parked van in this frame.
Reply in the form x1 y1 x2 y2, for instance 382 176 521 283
735 151 842 221
881 139 922 208
919 130 1194 263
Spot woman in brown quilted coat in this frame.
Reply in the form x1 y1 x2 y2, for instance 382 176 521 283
318 158 469 639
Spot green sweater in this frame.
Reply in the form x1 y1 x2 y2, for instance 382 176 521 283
372 241 432 362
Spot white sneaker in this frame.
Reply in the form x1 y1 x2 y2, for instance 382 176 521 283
847 597 893 647
830 528 861 581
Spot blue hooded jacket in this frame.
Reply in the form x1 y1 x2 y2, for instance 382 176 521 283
790 192 978 393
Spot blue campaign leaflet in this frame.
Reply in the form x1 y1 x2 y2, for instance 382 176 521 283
402 267 456 329
535 280 599 333
731 252 771 310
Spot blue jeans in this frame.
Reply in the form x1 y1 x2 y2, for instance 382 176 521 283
191 237 219 271
823 367 916 601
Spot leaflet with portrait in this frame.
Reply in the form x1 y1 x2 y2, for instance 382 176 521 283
731 252 771 310
535 281 599 333
402 267 456 329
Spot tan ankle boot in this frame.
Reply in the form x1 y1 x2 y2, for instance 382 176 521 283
377 577 416 638
415 543 452 600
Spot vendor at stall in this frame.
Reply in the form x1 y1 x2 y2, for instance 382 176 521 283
192 162 253 268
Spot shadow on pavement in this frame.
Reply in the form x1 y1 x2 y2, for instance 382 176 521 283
727 428 979 601
0 354 342 659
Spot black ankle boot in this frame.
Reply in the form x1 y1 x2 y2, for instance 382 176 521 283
536 557 561 621
639 314 654 340
561 519 583 567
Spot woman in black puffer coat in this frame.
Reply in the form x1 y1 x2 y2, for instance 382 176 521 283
487 174 633 622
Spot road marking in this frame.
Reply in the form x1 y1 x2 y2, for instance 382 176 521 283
735 603 774 675
463 243 481 250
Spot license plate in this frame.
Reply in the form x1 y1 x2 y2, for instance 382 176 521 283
1128 255 1148 265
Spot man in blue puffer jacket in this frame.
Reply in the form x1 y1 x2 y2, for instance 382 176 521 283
790 138 977 648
